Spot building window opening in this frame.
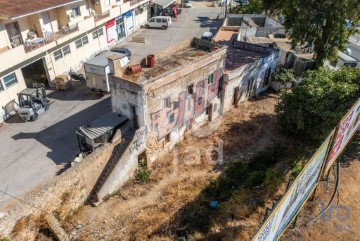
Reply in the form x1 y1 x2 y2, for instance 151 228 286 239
62 45 71 56
53 49 63 60
3 73 18 87
208 74 213 85
72 6 81 17
187 83 194 95
163 96 171 108
165 133 171 143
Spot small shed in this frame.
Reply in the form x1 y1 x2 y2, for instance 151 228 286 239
76 112 128 153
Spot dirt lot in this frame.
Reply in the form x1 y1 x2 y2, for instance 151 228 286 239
61 93 284 241
7 92 359 241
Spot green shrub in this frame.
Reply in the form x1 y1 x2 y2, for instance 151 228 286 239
134 159 151 184
205 143 287 201
276 67 360 141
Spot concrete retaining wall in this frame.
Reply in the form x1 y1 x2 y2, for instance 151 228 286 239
97 127 146 201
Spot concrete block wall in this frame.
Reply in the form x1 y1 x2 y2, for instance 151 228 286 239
0 142 115 237
255 27 285 37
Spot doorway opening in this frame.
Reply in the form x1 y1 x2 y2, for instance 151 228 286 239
21 58 49 88
116 17 126 40
233 86 240 107
206 103 213 121
130 105 139 129
137 151 148 167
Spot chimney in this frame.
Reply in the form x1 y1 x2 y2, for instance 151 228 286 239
107 54 123 76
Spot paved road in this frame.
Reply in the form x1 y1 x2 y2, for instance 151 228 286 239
116 6 223 64
348 34 360 60
0 5 222 209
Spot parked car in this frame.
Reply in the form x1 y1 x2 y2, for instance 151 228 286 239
234 0 249 4
145 16 172 29
346 47 352 56
184 0 192 8
110 47 132 59
201 32 214 42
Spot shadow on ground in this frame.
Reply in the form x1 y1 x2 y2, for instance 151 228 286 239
194 16 222 35
11 97 112 166
47 81 103 101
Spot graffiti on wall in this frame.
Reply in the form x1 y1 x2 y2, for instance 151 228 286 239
208 69 221 104
129 127 146 153
151 69 222 140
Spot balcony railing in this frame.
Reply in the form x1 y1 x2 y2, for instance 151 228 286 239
23 24 79 53
94 10 110 22
10 35 24 48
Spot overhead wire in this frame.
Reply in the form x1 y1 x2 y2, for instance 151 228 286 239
305 157 340 226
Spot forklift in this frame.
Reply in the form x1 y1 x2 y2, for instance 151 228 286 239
17 84 49 121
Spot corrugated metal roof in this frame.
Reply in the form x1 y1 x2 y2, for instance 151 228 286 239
79 112 128 140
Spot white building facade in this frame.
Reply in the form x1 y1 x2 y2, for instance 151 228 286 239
0 0 150 122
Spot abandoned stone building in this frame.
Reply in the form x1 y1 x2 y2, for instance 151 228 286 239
223 14 315 76
88 37 280 202
108 36 279 161
214 26 279 112
108 39 227 163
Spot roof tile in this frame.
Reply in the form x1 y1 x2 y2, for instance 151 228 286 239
0 0 81 19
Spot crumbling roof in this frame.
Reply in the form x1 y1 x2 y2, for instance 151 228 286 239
0 0 81 20
120 38 225 83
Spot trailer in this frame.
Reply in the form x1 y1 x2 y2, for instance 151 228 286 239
84 51 129 94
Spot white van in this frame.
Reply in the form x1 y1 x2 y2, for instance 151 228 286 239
145 16 172 29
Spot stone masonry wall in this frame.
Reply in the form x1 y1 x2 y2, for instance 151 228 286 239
0 142 115 237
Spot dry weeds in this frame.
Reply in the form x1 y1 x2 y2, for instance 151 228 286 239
58 93 285 240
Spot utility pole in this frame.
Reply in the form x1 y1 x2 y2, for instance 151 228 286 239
225 0 228 17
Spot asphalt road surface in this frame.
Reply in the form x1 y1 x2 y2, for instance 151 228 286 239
347 35 360 60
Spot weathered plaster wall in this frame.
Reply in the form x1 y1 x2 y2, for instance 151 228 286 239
222 49 278 112
144 49 227 162
97 127 146 201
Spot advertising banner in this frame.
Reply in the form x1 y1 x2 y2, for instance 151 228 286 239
252 131 334 241
124 11 134 31
323 99 360 175
106 19 116 43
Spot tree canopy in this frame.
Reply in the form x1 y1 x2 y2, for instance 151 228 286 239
276 0 360 67
275 67 360 141
228 0 263 14
271 65 296 85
